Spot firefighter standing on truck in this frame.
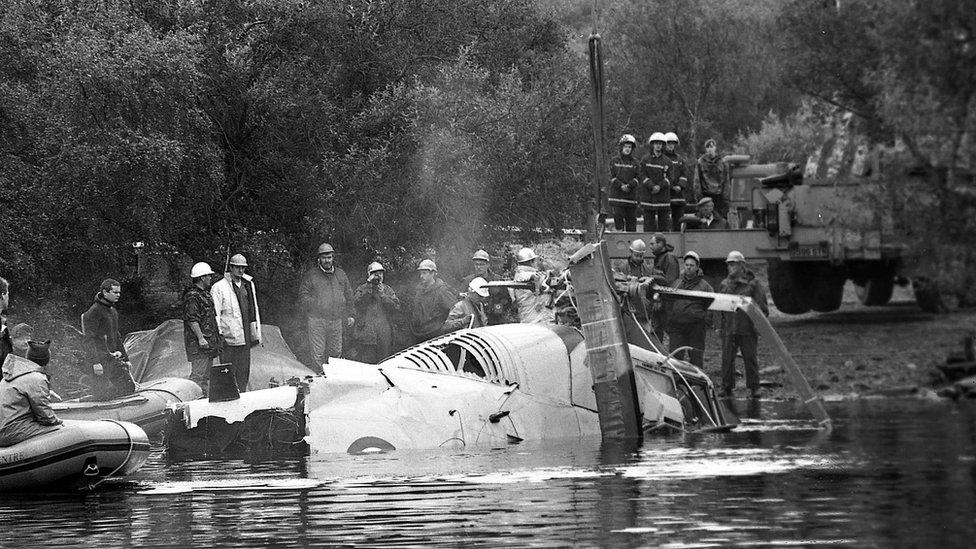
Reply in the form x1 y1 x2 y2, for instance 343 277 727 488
663 132 690 229
609 134 641 232
639 133 672 232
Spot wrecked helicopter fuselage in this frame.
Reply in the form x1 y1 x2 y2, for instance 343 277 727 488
305 322 729 454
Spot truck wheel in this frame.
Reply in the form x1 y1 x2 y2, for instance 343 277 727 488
855 276 895 306
767 259 812 314
810 273 845 312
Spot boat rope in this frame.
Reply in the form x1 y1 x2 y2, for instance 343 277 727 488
86 419 135 490
628 311 718 428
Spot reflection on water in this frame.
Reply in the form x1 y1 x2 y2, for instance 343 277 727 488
2 399 975 547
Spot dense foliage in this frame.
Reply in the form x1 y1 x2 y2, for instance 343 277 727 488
778 0 976 302
0 0 587 307
1 0 973 322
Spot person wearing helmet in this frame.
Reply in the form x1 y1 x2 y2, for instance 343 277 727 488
411 259 456 343
182 262 220 395
211 254 262 392
298 243 355 371
663 132 691 229
513 247 555 325
717 250 768 398
351 262 401 363
647 233 681 343
639 133 673 231
666 251 714 369
442 277 490 334
609 134 641 232
610 238 662 350
694 138 730 218
611 239 653 279
461 249 513 325
461 249 492 290
80 277 136 400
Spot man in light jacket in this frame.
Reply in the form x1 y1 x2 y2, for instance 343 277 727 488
211 253 261 392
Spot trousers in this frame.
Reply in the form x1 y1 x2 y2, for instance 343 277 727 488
308 317 343 371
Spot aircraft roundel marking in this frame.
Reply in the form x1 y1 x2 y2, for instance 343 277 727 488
346 436 396 455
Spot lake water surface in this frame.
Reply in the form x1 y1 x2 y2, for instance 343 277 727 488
2 398 974 547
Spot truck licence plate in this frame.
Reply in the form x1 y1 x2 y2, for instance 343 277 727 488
790 244 829 258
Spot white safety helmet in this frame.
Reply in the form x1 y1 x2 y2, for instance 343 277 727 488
367 261 384 274
190 262 215 278
472 249 490 262
468 277 490 297
664 132 679 144
725 250 746 263
629 239 647 254
417 259 437 272
516 247 537 263
619 134 637 147
648 132 666 144
684 250 701 264
228 253 248 267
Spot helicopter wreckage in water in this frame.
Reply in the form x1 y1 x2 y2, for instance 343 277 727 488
166 242 828 456
167 322 729 456
305 323 730 454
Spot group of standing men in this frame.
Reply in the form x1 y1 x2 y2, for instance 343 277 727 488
617 235 768 398
292 243 553 371
609 132 731 232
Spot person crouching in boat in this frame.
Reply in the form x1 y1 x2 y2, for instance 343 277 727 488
0 340 62 447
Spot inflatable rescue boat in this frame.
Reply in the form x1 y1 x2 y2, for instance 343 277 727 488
53 377 202 437
0 419 150 491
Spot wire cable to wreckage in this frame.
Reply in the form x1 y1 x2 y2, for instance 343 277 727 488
627 310 719 428
440 410 466 448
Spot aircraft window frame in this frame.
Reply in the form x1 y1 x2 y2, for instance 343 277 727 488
453 333 513 386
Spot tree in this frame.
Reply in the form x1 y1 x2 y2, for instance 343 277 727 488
605 0 798 154
780 0 976 304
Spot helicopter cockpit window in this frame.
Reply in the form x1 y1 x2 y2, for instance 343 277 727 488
440 343 487 378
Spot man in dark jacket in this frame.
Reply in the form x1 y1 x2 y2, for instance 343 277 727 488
666 251 714 368
352 262 401 364
411 259 456 343
298 243 355 370
609 134 641 232
0 340 62 447
664 132 690 230
696 197 729 230
81 278 135 400
694 139 730 218
639 133 673 231
182 262 220 396
613 239 661 351
461 249 513 325
717 250 769 398
649 233 681 343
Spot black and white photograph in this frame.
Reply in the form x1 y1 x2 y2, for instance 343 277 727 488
1 0 974 546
